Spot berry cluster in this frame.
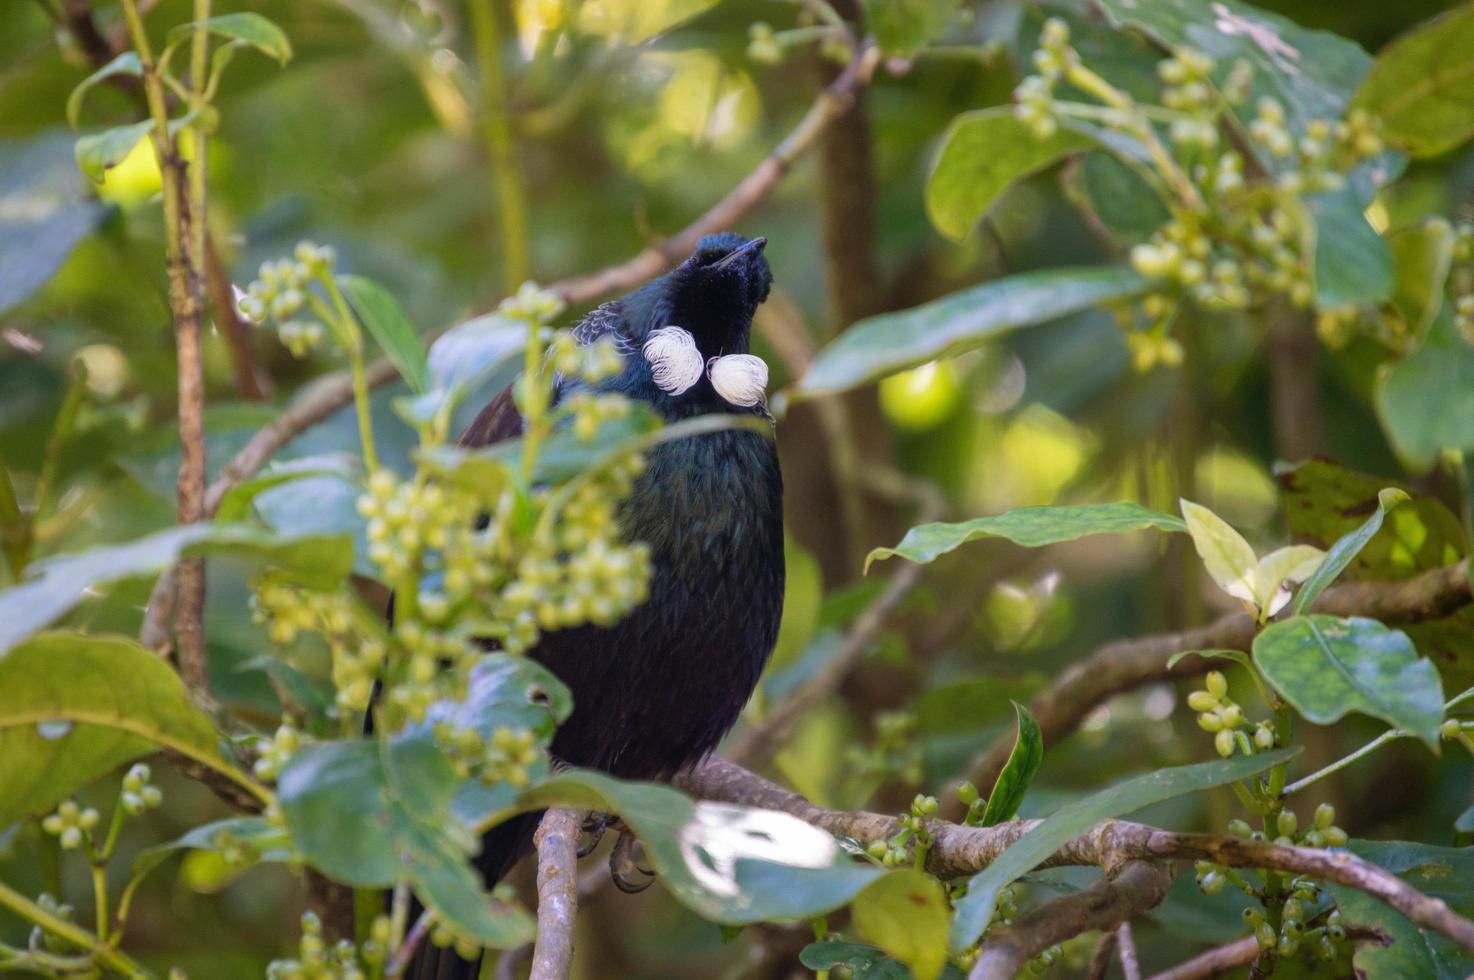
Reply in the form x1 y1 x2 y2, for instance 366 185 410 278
237 242 338 358
1016 19 1389 370
864 794 938 868
1188 671 1278 759
265 911 386 980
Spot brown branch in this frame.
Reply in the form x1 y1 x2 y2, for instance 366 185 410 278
386 911 433 978
550 44 881 307
940 557 1473 821
676 759 1474 953
1117 921 1141 980
969 862 1172 980
1146 937 1258 980
530 808 583 980
1086 928 1118 980
204 235 273 400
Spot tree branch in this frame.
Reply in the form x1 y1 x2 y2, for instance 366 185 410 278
1145 936 1257 980
676 759 1474 953
940 557 1472 820
530 808 583 980
969 862 1172 980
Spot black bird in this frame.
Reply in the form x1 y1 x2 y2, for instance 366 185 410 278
411 232 785 979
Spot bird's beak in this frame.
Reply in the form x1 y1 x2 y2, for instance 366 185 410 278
713 237 767 270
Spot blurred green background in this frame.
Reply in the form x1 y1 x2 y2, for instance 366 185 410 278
2 0 1472 976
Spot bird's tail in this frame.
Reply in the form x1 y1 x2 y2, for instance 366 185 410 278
404 811 543 980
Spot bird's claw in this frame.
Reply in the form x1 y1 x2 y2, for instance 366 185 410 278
578 812 617 858
609 830 656 893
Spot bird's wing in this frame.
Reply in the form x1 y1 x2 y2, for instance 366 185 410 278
459 300 631 448
571 299 627 345
458 383 522 448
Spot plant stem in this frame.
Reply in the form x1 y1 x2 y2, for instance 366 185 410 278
1064 61 1204 212
468 0 531 291
318 274 380 473
0 454 29 578
34 370 85 526
119 0 211 689
0 879 150 979
92 863 109 943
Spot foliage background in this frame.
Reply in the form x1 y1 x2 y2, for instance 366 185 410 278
2 0 1473 976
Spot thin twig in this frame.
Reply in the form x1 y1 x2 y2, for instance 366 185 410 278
1086 928 1118 980
530 808 584 980
940 557 1473 820
1116 922 1141 980
385 911 433 978
969 862 1172 980
1144 937 1257 980
205 235 272 400
677 759 1474 953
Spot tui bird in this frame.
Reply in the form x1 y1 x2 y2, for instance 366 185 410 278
410 232 785 979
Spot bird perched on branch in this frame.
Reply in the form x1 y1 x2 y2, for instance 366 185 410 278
412 232 785 980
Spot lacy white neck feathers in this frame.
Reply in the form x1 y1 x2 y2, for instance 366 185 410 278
641 326 768 407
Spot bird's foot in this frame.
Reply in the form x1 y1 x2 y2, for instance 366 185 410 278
578 812 621 857
609 830 656 894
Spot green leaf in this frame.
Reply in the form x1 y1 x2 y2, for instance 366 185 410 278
1253 616 1444 746
1388 220 1455 341
431 655 572 827
0 632 230 826
1327 840 1474 979
1291 488 1408 615
978 703 1043 827
1068 151 1171 246
1095 0 1385 182
426 313 527 398
66 52 142 128
949 749 1300 952
1165 649 1255 673
1 132 108 314
130 816 289 886
852 869 951 980
338 275 431 395
794 267 1149 399
926 108 1092 242
1308 189 1393 307
1277 459 1465 580
74 120 152 183
496 770 882 925
1377 306 1474 468
0 523 353 653
867 502 1184 570
1352 3 1474 159
214 453 362 523
167 13 293 65
862 0 959 57
251 473 375 579
1250 545 1325 616
278 737 535 948
1179 499 1259 606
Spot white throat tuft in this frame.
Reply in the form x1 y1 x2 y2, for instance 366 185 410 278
642 326 704 396
707 354 769 407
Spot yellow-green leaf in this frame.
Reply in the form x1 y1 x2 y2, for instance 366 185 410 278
927 108 1092 242
852 869 950 980
0 632 232 826
1180 499 1259 607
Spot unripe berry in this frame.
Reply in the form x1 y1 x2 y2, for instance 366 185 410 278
1206 671 1228 699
